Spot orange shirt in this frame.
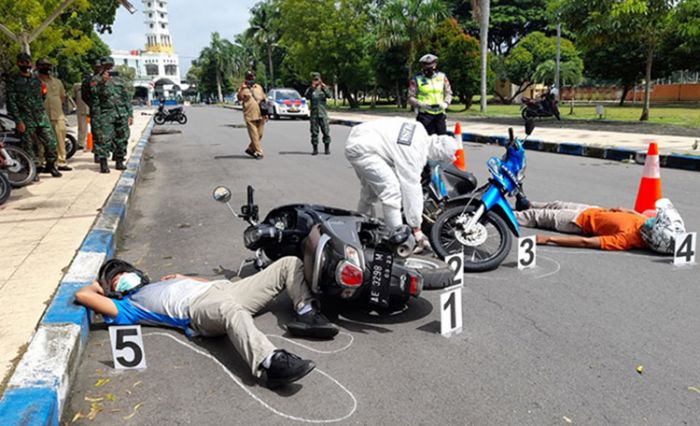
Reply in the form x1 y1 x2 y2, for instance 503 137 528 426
576 208 648 251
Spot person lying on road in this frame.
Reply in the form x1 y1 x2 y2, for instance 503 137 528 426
75 256 339 388
514 198 685 253
344 117 459 252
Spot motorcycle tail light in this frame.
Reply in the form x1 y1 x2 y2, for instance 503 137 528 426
345 246 361 265
336 261 363 287
408 273 423 296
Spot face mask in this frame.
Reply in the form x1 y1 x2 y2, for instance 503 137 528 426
115 272 142 293
246 79 255 86
18 65 31 73
423 67 436 77
38 68 50 75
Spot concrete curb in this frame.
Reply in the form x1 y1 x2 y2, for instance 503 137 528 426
329 118 700 172
0 120 155 426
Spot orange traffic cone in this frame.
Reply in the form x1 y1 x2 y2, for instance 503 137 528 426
86 116 93 152
633 142 662 213
453 122 466 171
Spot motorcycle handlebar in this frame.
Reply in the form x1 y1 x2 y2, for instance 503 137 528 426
508 128 515 146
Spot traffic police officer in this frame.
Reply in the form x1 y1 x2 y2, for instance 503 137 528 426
304 72 332 155
4 52 62 178
101 57 132 170
408 54 453 135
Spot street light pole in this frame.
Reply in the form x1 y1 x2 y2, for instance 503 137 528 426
554 22 561 100
479 0 490 113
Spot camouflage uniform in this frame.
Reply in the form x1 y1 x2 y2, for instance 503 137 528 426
90 72 114 161
111 71 132 162
81 60 103 160
304 73 332 153
4 70 58 166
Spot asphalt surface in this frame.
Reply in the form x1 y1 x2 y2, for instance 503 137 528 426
64 106 700 425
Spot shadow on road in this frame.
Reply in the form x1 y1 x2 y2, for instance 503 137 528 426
278 151 313 156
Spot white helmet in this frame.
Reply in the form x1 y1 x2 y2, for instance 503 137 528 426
549 85 559 97
419 54 438 65
428 134 459 163
640 198 686 254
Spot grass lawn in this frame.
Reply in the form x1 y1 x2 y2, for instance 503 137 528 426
328 100 700 128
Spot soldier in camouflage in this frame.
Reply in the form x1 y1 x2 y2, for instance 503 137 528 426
304 72 332 155
101 57 132 170
81 58 103 166
4 52 62 178
90 57 118 173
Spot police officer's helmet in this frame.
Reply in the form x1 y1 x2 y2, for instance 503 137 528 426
97 259 150 299
419 54 438 65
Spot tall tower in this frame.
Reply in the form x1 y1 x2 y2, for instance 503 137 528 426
143 0 173 54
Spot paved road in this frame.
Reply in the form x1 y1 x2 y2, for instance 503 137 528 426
64 106 700 425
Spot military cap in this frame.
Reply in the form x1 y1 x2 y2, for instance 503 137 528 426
16 52 32 62
36 58 51 67
310 72 321 80
101 57 115 66
90 57 102 66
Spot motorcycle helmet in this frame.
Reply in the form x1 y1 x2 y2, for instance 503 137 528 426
97 259 150 299
639 198 685 254
549 85 559 98
419 54 438 76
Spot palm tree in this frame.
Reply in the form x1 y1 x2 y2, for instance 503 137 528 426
245 1 279 88
471 0 490 113
376 0 448 85
200 32 238 103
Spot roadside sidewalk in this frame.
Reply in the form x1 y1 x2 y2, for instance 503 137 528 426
328 111 699 157
0 110 153 386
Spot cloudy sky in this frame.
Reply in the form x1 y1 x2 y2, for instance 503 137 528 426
101 0 259 76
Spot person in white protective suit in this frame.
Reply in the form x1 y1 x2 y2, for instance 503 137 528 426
344 117 460 249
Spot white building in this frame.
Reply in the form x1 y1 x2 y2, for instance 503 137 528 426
111 0 186 102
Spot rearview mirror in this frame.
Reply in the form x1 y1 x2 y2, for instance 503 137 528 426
212 186 232 203
525 119 535 136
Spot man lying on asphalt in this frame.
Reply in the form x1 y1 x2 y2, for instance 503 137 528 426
514 198 685 253
75 256 339 388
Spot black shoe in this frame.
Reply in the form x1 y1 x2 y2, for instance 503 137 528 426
263 350 315 389
99 158 110 174
287 310 339 339
115 158 126 170
57 165 72 171
324 144 330 155
33 173 40 182
93 154 99 164
515 195 531 211
244 148 256 159
254 153 264 160
312 145 318 156
47 163 62 178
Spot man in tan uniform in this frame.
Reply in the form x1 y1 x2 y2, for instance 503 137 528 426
36 58 71 171
237 70 267 159
72 81 89 151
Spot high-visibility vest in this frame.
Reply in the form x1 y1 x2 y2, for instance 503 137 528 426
415 72 446 115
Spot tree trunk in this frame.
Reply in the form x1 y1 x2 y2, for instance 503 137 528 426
479 0 490 113
216 70 223 103
619 84 631 106
395 82 401 108
569 86 575 115
266 43 274 88
640 49 653 121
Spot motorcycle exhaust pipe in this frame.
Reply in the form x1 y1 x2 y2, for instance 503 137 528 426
396 235 416 258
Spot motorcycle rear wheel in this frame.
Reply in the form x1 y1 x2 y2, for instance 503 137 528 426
403 256 454 290
3 145 37 188
177 114 188 124
65 134 78 159
430 205 512 272
154 113 166 125
0 172 11 205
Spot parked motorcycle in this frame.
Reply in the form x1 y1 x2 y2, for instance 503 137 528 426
428 122 534 272
0 136 37 188
154 105 187 125
1 113 78 160
212 185 454 312
521 86 560 120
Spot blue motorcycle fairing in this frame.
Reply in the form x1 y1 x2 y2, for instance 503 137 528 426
481 185 520 236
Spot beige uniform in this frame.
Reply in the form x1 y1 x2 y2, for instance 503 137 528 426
237 83 267 155
40 75 67 166
72 82 89 148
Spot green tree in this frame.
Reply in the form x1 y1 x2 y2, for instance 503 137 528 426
557 0 676 121
115 63 135 100
245 1 280 88
497 31 582 103
375 0 448 88
663 0 700 71
198 32 241 103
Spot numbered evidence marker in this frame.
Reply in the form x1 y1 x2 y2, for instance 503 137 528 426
109 325 147 370
674 232 697 266
441 252 464 337
518 235 537 270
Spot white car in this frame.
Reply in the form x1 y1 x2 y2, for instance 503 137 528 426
267 88 310 119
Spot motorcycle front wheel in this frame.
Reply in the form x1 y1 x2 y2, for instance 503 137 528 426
3 145 37 188
154 113 166 125
177 114 188 124
430 205 512 272
403 256 454 290
65 134 78 159
0 172 11 205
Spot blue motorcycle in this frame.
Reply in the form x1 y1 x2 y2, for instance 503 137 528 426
428 123 533 272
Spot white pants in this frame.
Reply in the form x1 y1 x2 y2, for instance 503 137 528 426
348 153 403 228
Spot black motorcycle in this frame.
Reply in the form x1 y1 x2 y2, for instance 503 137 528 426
0 116 37 188
212 185 454 312
154 105 187 125
521 88 560 120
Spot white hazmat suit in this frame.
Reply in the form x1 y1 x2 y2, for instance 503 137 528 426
344 117 459 231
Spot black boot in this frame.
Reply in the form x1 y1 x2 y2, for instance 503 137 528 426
115 157 126 170
93 154 99 164
99 158 110 174
262 350 315 389
311 145 318 156
324 144 330 155
46 162 63 178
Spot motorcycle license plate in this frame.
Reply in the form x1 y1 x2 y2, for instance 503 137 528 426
370 251 393 308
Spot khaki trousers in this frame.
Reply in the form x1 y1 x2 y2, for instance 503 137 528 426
245 119 265 155
51 119 67 165
77 113 88 148
514 201 597 234
189 257 313 377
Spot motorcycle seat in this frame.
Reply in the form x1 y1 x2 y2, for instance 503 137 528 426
442 163 477 194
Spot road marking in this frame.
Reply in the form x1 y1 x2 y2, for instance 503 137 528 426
268 332 354 354
463 255 561 281
145 332 357 423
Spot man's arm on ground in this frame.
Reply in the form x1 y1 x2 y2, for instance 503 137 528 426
537 234 602 249
75 281 118 317
160 273 209 283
